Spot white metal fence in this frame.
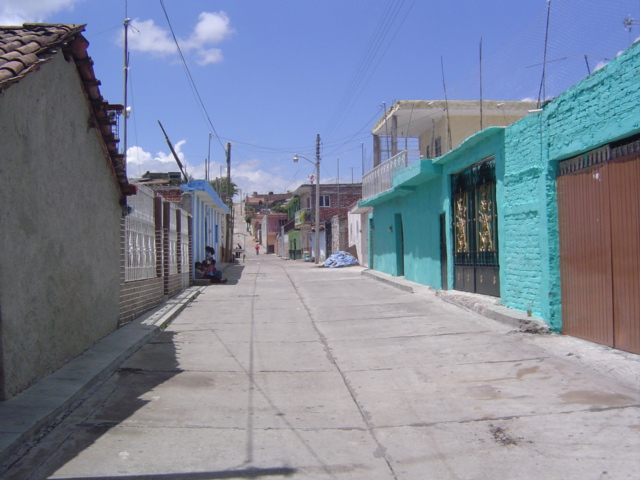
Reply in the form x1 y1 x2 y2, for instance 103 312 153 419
362 150 419 200
180 209 189 271
124 185 157 282
168 202 178 275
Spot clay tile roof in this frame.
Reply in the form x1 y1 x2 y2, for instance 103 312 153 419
0 23 136 197
0 24 85 91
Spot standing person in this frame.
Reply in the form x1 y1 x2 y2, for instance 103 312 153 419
255 244 260 255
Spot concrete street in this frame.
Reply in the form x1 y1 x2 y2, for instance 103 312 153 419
2 247 640 479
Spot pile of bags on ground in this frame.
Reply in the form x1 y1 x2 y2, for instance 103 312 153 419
323 251 359 268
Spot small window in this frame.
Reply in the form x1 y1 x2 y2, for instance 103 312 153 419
278 219 287 227
319 195 330 207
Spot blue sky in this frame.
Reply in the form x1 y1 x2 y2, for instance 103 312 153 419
2 1 639 197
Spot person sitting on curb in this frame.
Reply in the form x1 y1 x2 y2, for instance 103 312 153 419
204 260 227 284
194 262 205 279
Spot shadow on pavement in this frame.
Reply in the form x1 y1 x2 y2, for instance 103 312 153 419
51 465 297 479
3 333 182 479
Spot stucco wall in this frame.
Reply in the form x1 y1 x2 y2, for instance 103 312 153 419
371 129 505 290
420 115 528 158
370 182 445 287
0 52 122 398
348 209 370 267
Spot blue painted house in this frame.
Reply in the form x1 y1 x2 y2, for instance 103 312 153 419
361 40 640 353
181 180 229 271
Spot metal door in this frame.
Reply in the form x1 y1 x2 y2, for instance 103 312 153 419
558 144 639 354
452 157 500 296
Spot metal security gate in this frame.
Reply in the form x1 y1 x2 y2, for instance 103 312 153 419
557 139 640 354
451 157 500 297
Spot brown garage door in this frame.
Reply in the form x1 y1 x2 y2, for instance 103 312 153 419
557 143 639 354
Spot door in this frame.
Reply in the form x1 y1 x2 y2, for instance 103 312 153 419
440 213 448 290
369 216 375 270
558 148 640 354
394 213 404 276
451 157 500 296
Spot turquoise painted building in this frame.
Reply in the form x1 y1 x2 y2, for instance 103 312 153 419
361 39 640 340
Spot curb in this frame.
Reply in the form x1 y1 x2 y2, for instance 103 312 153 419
0 286 204 468
436 291 550 334
361 269 548 333
361 269 415 293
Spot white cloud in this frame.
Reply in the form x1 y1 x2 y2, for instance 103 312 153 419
196 47 223 66
127 144 292 197
190 11 233 45
128 19 177 56
123 11 233 65
126 141 188 179
593 60 608 72
231 159 296 197
0 0 80 24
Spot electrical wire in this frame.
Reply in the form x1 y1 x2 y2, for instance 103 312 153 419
323 0 415 141
158 0 226 154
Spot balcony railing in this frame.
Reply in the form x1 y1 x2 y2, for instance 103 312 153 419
362 150 420 200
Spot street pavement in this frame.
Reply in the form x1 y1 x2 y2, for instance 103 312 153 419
1 246 639 479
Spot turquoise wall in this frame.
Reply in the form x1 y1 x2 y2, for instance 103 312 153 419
364 40 640 333
369 128 505 290
502 40 640 331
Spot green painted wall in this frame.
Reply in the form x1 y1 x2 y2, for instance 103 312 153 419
502 39 640 331
370 128 505 290
366 39 640 333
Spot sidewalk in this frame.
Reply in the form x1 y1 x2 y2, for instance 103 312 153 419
0 286 205 468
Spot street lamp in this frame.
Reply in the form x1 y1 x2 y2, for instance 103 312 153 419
293 133 321 265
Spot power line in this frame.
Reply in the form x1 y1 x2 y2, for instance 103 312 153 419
158 0 226 154
323 0 415 141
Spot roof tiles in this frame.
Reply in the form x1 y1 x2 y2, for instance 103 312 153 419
0 24 84 91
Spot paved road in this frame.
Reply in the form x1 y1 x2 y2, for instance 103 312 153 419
4 250 640 479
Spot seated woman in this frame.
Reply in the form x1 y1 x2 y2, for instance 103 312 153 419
194 262 205 279
204 261 227 284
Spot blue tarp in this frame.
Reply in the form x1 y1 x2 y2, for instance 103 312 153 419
323 251 359 268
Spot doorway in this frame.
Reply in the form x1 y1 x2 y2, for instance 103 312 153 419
394 213 404 276
557 145 639 354
451 157 500 296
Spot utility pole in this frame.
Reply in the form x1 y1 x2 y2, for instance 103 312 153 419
361 142 365 180
314 134 321 264
123 18 130 158
225 142 232 262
